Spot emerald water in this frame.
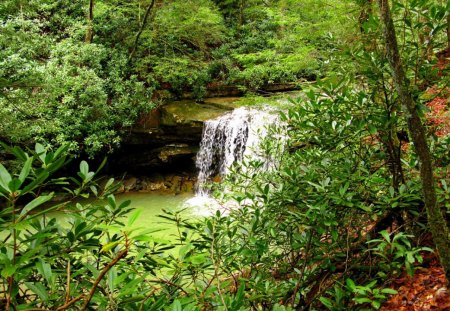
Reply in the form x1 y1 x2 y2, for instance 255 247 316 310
117 191 194 239
49 192 200 241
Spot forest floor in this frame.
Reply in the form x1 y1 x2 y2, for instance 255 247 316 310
381 252 450 310
381 49 450 310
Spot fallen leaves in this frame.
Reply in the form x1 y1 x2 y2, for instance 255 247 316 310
381 254 450 311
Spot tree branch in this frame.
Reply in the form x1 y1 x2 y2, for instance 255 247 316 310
129 0 156 61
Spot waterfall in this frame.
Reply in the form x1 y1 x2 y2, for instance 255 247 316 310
195 106 280 196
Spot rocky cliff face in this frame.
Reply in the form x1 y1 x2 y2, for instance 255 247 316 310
108 98 240 175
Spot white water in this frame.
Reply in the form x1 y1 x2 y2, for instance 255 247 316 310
194 106 281 197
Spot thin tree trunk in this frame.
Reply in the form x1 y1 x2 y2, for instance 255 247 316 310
129 0 156 61
85 0 94 43
358 0 372 33
378 0 450 283
447 14 450 49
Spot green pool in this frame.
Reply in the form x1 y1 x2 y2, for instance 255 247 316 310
116 191 195 239
43 192 194 241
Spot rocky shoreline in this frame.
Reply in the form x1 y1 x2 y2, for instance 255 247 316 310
115 174 196 194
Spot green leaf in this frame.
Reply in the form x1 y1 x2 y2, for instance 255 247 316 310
354 297 372 304
21 171 50 195
101 241 120 253
104 178 114 190
36 259 52 283
8 178 22 192
80 161 89 178
107 267 117 292
1 264 16 278
381 288 398 295
53 144 69 160
319 296 334 309
127 208 142 227
35 143 46 162
119 199 131 210
25 282 49 302
346 278 356 291
172 299 182 311
19 157 33 184
406 252 415 264
107 195 116 208
189 254 207 265
95 157 107 174
372 300 381 309
18 193 54 220
380 230 391 243
0 164 12 193
270 228 276 237
389 186 395 198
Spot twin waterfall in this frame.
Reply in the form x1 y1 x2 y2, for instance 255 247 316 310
194 107 280 196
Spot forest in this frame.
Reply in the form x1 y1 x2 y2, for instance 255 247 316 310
0 0 450 310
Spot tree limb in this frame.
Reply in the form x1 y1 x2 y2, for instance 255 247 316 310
129 0 156 61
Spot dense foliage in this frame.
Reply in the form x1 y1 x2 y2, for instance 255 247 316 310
1 0 450 310
0 0 350 156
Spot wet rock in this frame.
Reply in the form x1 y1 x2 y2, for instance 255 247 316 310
123 177 137 192
158 144 197 162
182 180 194 193
148 182 166 191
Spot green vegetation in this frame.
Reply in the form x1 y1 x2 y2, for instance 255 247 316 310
0 0 349 156
1 0 450 310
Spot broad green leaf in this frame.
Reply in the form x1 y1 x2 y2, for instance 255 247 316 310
354 297 372 304
372 300 381 309
380 230 391 243
107 267 117 292
172 300 182 311
95 157 107 174
35 143 46 162
1 264 16 278
19 157 33 184
319 297 334 309
25 282 49 302
36 259 52 283
104 178 114 190
18 193 54 219
346 278 356 291
381 288 398 295
127 208 142 227
189 254 207 265
21 171 50 195
107 195 116 208
117 277 144 297
8 178 22 192
53 144 69 160
101 241 120 253
0 164 12 193
80 161 89 177
119 199 131 210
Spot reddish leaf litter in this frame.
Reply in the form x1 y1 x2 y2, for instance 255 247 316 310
436 46 450 73
425 86 450 138
381 253 450 310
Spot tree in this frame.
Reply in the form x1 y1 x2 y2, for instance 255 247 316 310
129 0 156 60
85 0 94 43
378 0 450 283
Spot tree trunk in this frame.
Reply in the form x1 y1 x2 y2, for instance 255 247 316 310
129 0 156 61
378 0 450 283
447 14 450 48
358 0 372 33
85 0 94 43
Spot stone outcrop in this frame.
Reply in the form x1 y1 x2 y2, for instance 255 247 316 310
116 174 196 194
109 98 240 175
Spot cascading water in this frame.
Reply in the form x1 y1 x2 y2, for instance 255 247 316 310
195 106 281 196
